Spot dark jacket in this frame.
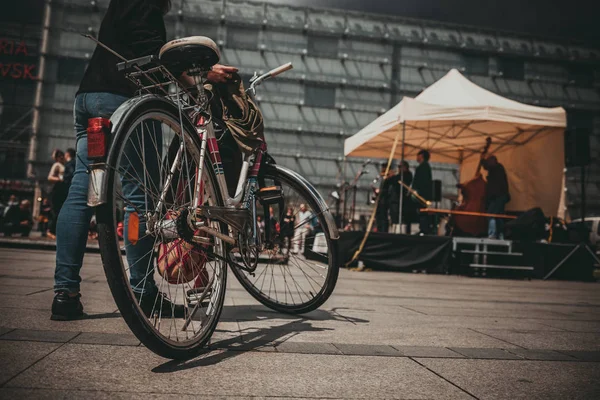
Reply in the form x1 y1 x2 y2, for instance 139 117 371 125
486 163 510 199
389 170 413 205
412 161 433 201
77 0 167 97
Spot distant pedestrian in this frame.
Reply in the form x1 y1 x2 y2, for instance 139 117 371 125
281 207 296 254
39 198 52 237
48 149 67 238
293 203 313 254
63 148 76 188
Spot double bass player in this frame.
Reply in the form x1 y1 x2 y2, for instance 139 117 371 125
482 155 510 239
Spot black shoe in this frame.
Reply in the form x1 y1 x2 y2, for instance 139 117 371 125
134 290 186 318
51 291 85 321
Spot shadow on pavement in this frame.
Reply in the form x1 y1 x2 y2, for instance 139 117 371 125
152 306 370 372
152 320 327 372
220 304 370 324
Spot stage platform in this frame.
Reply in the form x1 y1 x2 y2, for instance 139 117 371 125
338 232 598 281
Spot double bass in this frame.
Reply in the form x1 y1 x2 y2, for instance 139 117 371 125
452 138 491 236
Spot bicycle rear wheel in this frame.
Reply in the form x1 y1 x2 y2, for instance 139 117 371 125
96 99 227 359
230 164 339 314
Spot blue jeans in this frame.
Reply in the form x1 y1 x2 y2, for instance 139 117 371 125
487 195 509 239
54 92 161 295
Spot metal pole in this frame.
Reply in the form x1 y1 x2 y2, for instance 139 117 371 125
581 164 586 223
341 156 347 229
28 0 52 220
398 122 406 232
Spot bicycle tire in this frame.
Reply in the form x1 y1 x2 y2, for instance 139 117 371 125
96 98 227 359
230 163 339 314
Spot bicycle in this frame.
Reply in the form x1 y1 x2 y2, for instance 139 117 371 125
85 36 340 359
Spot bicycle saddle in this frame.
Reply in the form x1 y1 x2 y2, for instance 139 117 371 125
159 36 220 71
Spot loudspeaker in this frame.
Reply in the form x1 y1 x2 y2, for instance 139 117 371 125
432 180 442 202
505 207 546 241
565 128 590 167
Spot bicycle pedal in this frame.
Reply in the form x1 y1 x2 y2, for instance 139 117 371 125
186 287 212 307
256 186 283 203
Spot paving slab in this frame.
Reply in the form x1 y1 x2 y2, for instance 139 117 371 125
536 319 600 333
393 346 465 358
0 285 50 296
449 347 522 360
0 388 326 399
275 341 342 355
557 350 600 362
6 343 472 399
0 340 61 386
418 358 600 400
474 329 600 351
0 308 131 334
71 332 141 347
0 327 13 337
407 305 575 320
0 293 117 314
333 343 401 357
1 328 80 343
505 348 578 361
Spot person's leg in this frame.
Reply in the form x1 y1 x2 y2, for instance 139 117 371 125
49 203 58 236
54 93 129 295
376 216 383 232
486 197 503 239
419 214 430 234
54 94 95 294
217 126 243 197
488 217 497 238
497 197 508 240
20 224 32 237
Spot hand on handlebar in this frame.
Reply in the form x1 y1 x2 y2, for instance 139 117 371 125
207 64 239 83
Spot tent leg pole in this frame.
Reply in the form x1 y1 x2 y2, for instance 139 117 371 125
399 122 406 232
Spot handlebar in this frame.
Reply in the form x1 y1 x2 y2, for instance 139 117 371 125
247 62 293 95
267 62 293 78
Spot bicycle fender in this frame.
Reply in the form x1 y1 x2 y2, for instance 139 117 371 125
267 164 340 240
88 95 193 207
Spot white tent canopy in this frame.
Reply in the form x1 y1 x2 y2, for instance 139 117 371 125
344 69 567 216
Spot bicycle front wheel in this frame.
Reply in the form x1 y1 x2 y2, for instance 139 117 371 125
230 164 339 314
96 99 227 359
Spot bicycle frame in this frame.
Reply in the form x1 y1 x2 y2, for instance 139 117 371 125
140 63 287 248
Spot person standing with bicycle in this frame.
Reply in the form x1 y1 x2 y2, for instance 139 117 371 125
51 0 237 321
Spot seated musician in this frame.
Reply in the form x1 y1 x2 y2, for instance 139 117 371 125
482 155 510 239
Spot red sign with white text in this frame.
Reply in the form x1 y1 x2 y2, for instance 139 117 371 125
0 39 37 80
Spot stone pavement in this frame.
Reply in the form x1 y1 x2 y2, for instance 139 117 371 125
0 247 599 399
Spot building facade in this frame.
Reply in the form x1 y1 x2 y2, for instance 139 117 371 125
3 0 600 219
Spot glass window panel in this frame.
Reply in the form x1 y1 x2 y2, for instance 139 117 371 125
304 84 336 108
